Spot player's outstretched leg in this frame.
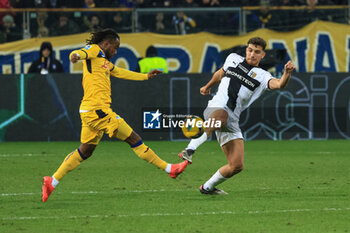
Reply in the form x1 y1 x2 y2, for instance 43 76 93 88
131 139 188 179
116 119 188 178
179 109 228 164
42 144 94 202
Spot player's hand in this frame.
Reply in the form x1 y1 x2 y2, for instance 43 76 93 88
200 86 211 95
70 53 80 63
284 60 295 74
147 69 163 79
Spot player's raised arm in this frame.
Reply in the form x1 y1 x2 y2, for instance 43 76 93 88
110 65 149 81
269 60 295 90
200 68 225 95
69 44 100 63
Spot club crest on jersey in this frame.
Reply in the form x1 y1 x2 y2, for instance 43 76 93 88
248 70 257 78
101 60 109 69
84 45 92 50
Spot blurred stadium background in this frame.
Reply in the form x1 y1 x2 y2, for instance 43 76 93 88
0 0 350 141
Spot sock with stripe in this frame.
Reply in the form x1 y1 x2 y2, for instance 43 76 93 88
131 141 168 171
52 149 85 186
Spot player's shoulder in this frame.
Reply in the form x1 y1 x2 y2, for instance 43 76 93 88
223 53 244 69
227 53 244 62
83 44 96 49
254 66 269 73
252 66 273 81
83 44 101 52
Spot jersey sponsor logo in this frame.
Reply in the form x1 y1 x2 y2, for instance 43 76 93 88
238 63 249 73
226 68 260 91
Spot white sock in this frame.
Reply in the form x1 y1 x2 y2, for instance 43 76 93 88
51 176 59 188
165 164 171 173
203 170 227 191
186 132 208 151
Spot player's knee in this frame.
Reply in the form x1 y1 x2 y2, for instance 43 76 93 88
205 117 226 133
78 144 96 159
208 115 227 130
227 163 244 177
125 131 142 146
82 151 93 159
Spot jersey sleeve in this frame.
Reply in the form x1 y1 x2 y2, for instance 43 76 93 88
110 64 148 81
263 72 274 90
223 53 242 72
69 44 101 60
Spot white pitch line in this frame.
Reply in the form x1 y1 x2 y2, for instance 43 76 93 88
0 153 56 158
2 207 350 221
249 151 345 155
0 186 335 197
1 192 36 196
1 189 183 197
70 189 172 194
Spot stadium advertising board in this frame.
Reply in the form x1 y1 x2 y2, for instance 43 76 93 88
1 21 350 74
0 73 348 141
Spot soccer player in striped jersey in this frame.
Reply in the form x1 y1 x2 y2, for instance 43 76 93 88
41 29 188 202
179 37 295 195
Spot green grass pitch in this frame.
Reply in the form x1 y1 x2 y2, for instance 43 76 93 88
0 140 349 233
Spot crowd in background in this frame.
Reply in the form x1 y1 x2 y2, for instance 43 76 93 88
0 0 349 43
4 0 348 8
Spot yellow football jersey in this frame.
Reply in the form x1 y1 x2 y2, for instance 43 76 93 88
70 44 148 110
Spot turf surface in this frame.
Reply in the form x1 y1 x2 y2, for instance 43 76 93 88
0 140 349 233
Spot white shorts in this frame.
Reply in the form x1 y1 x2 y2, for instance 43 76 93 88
203 99 243 147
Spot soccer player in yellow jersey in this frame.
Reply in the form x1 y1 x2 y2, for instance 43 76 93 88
41 29 188 202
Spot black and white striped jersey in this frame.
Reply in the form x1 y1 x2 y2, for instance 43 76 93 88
209 53 273 120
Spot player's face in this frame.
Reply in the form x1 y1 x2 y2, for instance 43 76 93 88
245 44 265 67
105 39 120 60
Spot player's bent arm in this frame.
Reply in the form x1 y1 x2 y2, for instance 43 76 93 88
205 68 225 89
269 61 295 90
200 68 225 95
69 45 100 62
69 50 85 62
110 66 148 81
268 74 291 90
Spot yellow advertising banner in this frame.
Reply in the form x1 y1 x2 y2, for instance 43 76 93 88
0 20 349 74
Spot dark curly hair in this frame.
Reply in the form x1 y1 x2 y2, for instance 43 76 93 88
86 28 120 45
